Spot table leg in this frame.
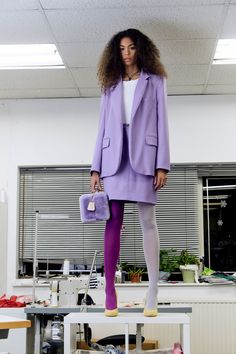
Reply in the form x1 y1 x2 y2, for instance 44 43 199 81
180 323 190 354
64 323 77 354
136 323 143 353
124 323 129 354
34 315 40 354
64 323 71 354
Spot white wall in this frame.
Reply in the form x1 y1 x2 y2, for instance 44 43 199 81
169 94 236 163
0 94 236 295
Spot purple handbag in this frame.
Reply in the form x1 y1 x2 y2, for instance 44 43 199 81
79 191 110 223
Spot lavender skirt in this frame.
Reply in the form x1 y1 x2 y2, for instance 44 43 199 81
103 125 156 205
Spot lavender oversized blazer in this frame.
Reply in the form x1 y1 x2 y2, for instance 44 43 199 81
91 70 170 178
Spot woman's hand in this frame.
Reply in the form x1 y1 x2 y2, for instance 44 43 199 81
90 171 102 192
154 169 168 190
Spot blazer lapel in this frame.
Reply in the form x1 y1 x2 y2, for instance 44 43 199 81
131 70 150 121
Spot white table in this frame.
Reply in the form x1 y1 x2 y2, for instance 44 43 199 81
0 315 31 340
25 305 191 354
64 312 190 354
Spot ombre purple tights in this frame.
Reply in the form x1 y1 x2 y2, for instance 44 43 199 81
104 200 124 310
104 200 159 311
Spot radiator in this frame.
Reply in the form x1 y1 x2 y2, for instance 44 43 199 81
144 303 236 354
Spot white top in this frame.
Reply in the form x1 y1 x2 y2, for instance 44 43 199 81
122 78 139 125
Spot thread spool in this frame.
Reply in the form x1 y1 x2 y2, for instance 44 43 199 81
63 259 70 276
50 280 58 307
51 292 58 307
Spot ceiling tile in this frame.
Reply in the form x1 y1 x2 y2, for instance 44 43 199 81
205 85 236 94
0 69 76 89
79 87 102 97
0 2 233 99
208 65 236 84
0 88 79 99
0 0 39 10
71 68 99 87
158 39 216 65
167 85 204 95
41 0 225 10
166 65 209 85
58 42 106 67
0 11 51 43
221 4 236 38
45 5 223 43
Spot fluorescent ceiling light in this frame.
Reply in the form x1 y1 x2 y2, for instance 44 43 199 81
0 44 65 69
213 39 236 65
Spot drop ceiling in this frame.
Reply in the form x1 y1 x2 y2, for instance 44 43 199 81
0 0 236 99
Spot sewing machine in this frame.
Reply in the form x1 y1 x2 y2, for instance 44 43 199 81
49 275 105 307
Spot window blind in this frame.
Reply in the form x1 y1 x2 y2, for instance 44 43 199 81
18 165 200 273
197 163 236 177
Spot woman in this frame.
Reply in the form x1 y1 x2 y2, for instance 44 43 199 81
90 28 170 317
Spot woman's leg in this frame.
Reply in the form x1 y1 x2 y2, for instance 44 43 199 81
104 200 124 313
137 202 159 314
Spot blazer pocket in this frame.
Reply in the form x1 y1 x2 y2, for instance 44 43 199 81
145 135 158 147
102 137 110 149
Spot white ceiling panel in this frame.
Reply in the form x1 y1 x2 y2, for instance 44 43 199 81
45 5 223 43
0 0 39 10
0 69 75 89
71 68 99 87
141 6 224 41
167 85 204 95
205 85 236 94
158 39 216 65
80 87 102 97
220 4 236 38
58 42 106 67
0 2 234 98
41 0 226 10
0 88 78 99
166 65 209 85
208 65 236 84
0 11 51 44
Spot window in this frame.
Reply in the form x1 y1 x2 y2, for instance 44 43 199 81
18 165 200 278
203 176 236 271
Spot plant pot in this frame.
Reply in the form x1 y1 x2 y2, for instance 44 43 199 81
130 274 142 283
179 264 199 283
181 269 195 283
159 271 170 281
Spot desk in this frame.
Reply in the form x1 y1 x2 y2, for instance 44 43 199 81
25 305 191 354
0 315 31 340
64 312 190 354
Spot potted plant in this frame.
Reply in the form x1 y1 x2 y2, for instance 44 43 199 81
128 266 145 283
159 249 180 280
178 250 199 283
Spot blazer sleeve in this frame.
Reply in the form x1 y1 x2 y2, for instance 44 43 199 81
156 76 170 172
90 91 107 174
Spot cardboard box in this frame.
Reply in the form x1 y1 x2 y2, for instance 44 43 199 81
128 340 159 350
77 341 90 350
77 339 159 350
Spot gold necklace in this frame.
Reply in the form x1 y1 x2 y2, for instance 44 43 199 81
125 70 140 81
